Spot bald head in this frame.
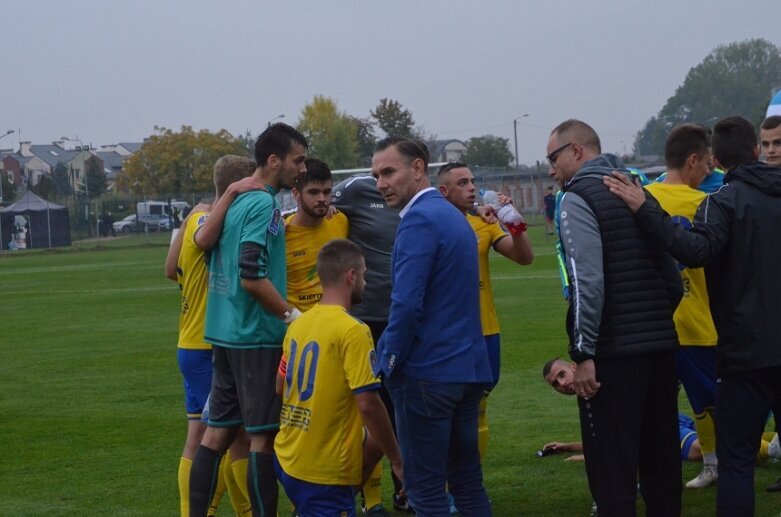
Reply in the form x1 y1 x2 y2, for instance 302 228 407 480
551 119 601 155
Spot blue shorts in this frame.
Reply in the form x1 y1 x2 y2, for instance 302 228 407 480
273 455 356 516
177 348 213 419
679 413 698 461
676 346 716 415
485 334 500 389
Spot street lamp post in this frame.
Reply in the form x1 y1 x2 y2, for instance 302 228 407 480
513 114 529 171
267 114 285 127
0 129 15 204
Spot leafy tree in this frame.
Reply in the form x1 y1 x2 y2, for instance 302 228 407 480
118 126 248 195
31 175 53 199
0 172 16 204
461 135 514 167
78 156 106 198
371 98 415 139
635 38 781 156
238 129 256 159
348 116 377 167
52 161 72 200
297 96 359 169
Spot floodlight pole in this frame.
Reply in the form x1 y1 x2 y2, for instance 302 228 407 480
513 114 529 172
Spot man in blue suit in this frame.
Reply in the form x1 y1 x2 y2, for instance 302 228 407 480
372 136 493 516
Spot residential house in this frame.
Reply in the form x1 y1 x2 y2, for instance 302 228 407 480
427 139 467 163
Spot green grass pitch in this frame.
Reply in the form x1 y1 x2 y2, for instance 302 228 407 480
1 228 779 515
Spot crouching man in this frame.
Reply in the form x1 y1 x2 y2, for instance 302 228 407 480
274 239 403 516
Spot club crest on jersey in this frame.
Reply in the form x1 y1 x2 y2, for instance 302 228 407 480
268 208 282 236
197 214 208 226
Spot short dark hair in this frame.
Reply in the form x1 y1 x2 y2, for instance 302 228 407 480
317 239 364 287
542 357 562 379
254 123 308 167
213 155 256 197
712 116 758 170
297 158 332 189
664 124 711 170
436 161 469 182
374 136 430 172
761 115 781 131
551 119 601 154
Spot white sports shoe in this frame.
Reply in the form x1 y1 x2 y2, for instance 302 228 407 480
686 464 718 488
769 433 781 459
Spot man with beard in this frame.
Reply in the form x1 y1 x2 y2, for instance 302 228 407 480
189 123 308 517
285 158 349 312
274 239 403 516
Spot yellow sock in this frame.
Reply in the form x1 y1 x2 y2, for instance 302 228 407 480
362 462 383 510
759 439 770 460
693 408 716 458
207 454 228 516
478 395 489 463
178 457 191 517
227 456 252 515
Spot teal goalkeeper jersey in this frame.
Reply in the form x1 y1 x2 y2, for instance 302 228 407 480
204 188 287 349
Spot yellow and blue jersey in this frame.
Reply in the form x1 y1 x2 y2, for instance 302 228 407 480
177 210 210 350
284 212 349 312
274 304 379 486
645 182 717 346
467 214 507 336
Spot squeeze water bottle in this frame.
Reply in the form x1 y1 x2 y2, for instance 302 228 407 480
482 190 500 209
496 202 526 236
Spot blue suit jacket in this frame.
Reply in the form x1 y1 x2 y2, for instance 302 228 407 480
376 189 492 383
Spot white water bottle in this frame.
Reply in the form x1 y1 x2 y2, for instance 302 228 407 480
482 190 500 209
496 203 526 235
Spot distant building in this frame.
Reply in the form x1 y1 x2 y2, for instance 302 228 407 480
427 139 467 163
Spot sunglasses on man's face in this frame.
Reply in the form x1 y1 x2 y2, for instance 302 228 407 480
546 142 573 167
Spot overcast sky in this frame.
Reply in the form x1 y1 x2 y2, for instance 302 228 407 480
2 0 779 165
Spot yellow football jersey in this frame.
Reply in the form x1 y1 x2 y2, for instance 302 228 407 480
284 212 349 312
177 211 210 350
467 214 508 336
645 183 716 346
274 304 380 485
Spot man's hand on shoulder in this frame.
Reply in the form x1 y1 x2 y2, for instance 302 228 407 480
603 171 646 213
475 205 498 224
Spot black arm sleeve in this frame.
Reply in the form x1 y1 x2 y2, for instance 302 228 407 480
239 242 263 279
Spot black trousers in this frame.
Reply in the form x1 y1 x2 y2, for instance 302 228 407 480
579 352 682 517
715 366 781 517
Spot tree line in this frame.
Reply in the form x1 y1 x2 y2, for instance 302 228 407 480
118 98 515 196
634 38 781 157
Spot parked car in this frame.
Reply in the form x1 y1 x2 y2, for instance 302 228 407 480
113 214 171 233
